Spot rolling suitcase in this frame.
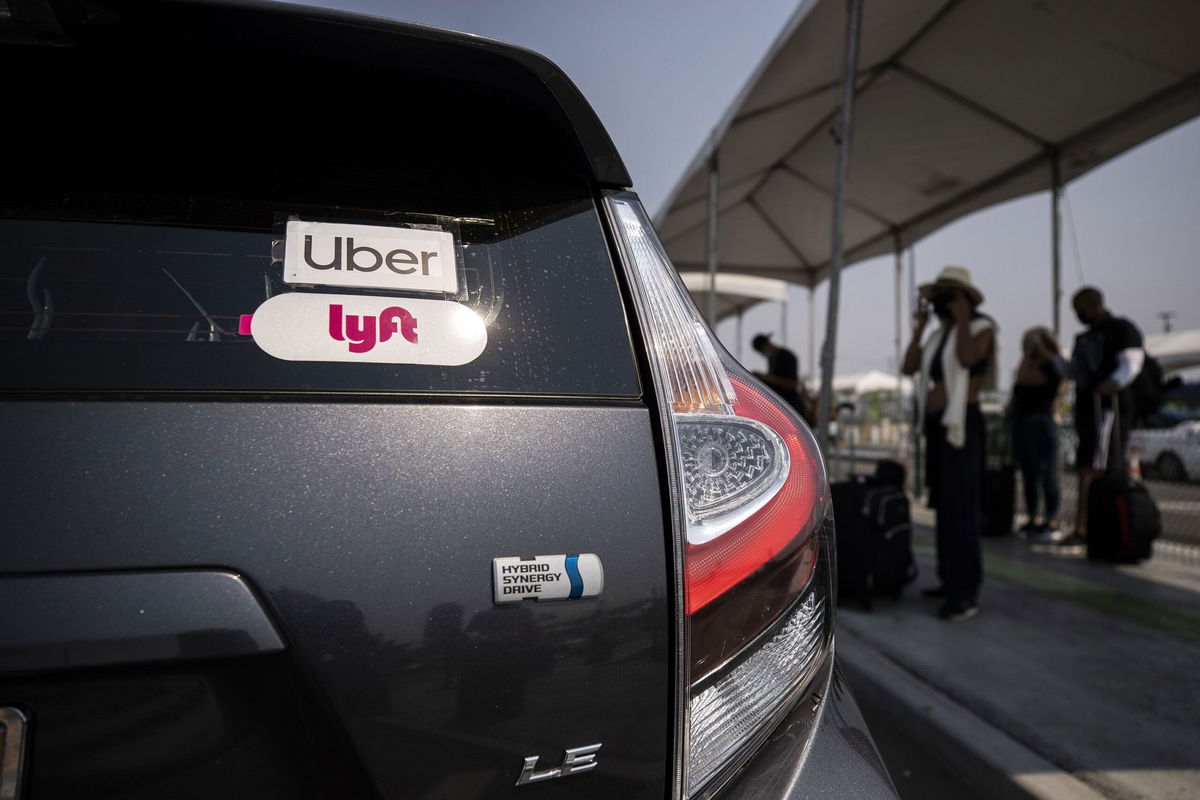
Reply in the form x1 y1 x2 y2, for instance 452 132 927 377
833 477 873 608
833 461 916 609
983 465 1016 537
1086 476 1160 563
1086 396 1160 563
983 412 1016 536
862 483 916 596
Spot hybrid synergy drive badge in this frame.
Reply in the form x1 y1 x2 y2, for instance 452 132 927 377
493 554 603 604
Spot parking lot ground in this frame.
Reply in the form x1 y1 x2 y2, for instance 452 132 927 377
838 523 1200 800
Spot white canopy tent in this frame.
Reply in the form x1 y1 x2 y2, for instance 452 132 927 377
805 370 914 397
679 272 788 319
1146 329 1200 374
656 0 1200 443
678 272 792 362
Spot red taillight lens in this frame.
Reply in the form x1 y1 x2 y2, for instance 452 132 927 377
607 195 832 799
686 375 825 614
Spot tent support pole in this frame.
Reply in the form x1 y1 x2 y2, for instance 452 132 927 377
736 308 744 360
816 0 863 453
706 138 719 327
808 287 816 382
909 247 922 496
893 232 902 392
893 234 903 464
1051 151 1063 338
780 298 788 348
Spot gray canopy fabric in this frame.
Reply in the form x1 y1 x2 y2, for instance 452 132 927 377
656 0 1200 290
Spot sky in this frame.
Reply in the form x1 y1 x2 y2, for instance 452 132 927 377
300 0 1199 387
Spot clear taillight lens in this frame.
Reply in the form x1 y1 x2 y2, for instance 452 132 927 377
607 196 831 797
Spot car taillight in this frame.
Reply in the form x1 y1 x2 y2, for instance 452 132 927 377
606 195 832 798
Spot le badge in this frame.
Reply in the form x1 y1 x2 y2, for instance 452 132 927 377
492 554 603 604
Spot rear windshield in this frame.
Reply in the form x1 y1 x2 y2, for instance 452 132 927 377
0 208 637 396
0 12 639 398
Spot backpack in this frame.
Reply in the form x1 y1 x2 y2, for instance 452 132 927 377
1130 353 1166 420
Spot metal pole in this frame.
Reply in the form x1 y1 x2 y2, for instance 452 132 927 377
808 286 816 382
706 138 720 327
780 298 788 349
910 246 922 497
893 234 903 459
893 233 902 388
736 308 744 360
816 0 863 453
1051 152 1062 338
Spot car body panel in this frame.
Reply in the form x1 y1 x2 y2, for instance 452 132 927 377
0 401 671 797
1131 421 1200 480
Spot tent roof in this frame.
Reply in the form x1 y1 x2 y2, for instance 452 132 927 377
678 271 789 320
804 369 913 396
656 0 1200 288
1146 329 1200 373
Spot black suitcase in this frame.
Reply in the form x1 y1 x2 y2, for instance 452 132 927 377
833 478 873 607
862 484 916 595
1087 475 1160 563
982 412 1016 536
833 464 916 609
1085 395 1160 563
983 465 1016 537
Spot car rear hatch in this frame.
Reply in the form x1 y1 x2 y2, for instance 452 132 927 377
0 3 672 798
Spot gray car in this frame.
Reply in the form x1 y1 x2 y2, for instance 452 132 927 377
0 2 895 798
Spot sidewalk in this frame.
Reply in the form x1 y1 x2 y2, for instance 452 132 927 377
837 518 1200 800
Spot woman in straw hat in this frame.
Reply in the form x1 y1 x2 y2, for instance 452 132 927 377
902 266 996 621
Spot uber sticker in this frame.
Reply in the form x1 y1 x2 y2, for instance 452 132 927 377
243 293 486 365
283 220 458 294
493 554 604 604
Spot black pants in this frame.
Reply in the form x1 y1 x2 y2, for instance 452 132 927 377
925 405 984 606
1013 413 1060 519
1075 393 1133 476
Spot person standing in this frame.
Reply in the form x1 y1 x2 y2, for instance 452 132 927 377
752 333 814 425
1009 328 1068 543
902 267 996 622
1057 287 1144 548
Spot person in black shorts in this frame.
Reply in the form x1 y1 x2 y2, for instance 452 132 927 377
1058 287 1144 548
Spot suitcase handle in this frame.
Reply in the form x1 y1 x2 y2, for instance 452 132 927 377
1092 393 1122 472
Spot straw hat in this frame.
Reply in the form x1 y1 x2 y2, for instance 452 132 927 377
919 265 984 306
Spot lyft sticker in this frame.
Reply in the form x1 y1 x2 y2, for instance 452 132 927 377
283 220 458 294
492 554 604 604
244 293 486 365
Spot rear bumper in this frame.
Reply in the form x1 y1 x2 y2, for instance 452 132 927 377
716 651 898 799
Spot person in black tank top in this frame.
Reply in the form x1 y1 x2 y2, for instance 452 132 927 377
1009 328 1066 542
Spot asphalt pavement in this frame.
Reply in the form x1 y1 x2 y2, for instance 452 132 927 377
838 522 1200 800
